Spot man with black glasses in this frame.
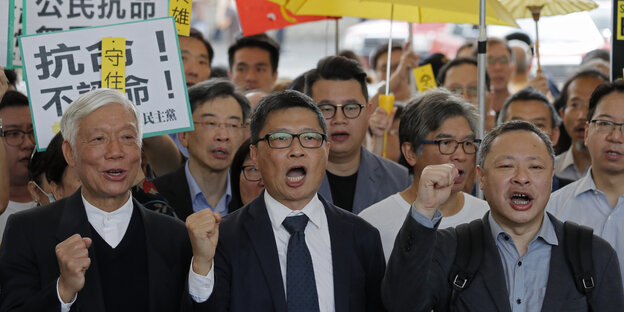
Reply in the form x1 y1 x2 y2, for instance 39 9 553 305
204 90 386 311
154 79 250 220
0 91 36 241
548 80 624 287
304 56 410 214
360 89 489 261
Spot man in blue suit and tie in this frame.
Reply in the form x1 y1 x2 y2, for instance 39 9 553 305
206 90 386 311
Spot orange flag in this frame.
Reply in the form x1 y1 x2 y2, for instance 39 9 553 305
236 0 336 36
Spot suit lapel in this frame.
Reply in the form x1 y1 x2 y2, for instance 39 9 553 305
138 200 175 310
243 196 288 312
352 147 377 213
478 215 513 312
324 198 352 312
174 167 194 220
55 190 106 312
318 175 333 204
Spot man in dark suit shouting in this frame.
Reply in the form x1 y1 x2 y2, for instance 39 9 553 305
206 90 385 311
0 88 220 311
383 121 624 311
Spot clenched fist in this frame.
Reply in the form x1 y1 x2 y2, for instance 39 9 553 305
413 164 458 219
186 209 221 276
56 234 92 303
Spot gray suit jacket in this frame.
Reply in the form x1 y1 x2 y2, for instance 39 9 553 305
319 147 410 214
382 212 624 312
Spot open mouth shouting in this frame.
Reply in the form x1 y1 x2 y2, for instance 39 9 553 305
509 191 533 210
103 168 127 181
454 169 465 185
286 165 307 187
605 148 623 161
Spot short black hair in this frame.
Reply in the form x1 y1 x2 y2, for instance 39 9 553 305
0 90 28 110
418 53 449 82
28 149 47 186
187 27 214 65
304 56 369 103
287 69 314 92
229 138 252 211
4 69 17 87
477 120 554 168
437 57 491 91
497 86 561 128
505 32 533 55
553 68 608 113
44 132 69 185
187 78 251 121
587 80 624 121
250 90 326 144
370 42 403 70
228 34 280 73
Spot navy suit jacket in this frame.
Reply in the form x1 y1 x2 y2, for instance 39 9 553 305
0 190 207 312
207 192 386 311
319 147 410 214
382 212 624 312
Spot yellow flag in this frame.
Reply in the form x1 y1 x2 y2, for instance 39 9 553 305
379 94 395 115
170 0 193 36
413 64 437 93
101 37 126 93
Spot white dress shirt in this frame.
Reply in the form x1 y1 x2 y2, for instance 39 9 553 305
265 192 335 312
57 193 213 311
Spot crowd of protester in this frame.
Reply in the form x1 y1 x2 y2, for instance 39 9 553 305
0 26 622 311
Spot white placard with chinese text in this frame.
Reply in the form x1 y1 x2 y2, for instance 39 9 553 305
23 0 170 34
20 17 191 150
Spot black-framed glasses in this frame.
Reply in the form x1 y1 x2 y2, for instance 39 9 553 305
0 129 35 147
318 103 365 119
421 139 481 155
256 132 326 149
242 166 261 182
590 119 624 134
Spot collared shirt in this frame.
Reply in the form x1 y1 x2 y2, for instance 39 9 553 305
184 160 232 216
265 192 335 312
410 207 557 312
547 169 624 286
57 193 213 311
488 213 558 312
554 147 589 181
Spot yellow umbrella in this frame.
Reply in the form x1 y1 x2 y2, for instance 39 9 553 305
498 0 598 70
268 0 519 26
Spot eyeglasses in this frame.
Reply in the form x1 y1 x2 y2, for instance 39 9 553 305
242 165 261 181
0 129 35 147
590 119 624 134
256 132 326 149
449 86 478 98
487 56 510 65
421 139 481 155
193 120 243 132
318 103 365 119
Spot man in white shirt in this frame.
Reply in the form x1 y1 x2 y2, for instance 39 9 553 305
359 89 489 261
0 90 37 242
547 80 624 286
0 89 220 311
205 90 386 311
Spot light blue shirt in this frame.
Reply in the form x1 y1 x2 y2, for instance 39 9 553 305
547 169 624 286
410 207 557 312
184 161 231 216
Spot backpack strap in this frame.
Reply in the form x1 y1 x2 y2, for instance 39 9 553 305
449 219 484 303
564 221 595 312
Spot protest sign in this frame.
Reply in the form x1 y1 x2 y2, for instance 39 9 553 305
1 0 11 67
23 0 170 34
19 17 191 150
9 0 22 68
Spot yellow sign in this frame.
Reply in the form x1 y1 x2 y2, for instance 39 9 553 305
413 64 436 92
618 0 624 40
101 37 126 93
379 94 395 115
170 0 193 36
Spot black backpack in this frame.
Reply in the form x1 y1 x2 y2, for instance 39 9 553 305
448 219 596 311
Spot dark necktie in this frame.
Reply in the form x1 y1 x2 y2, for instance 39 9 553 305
282 215 320 312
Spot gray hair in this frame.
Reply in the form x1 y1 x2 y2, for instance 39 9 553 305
497 86 561 128
477 120 554 168
60 88 142 149
399 88 479 156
